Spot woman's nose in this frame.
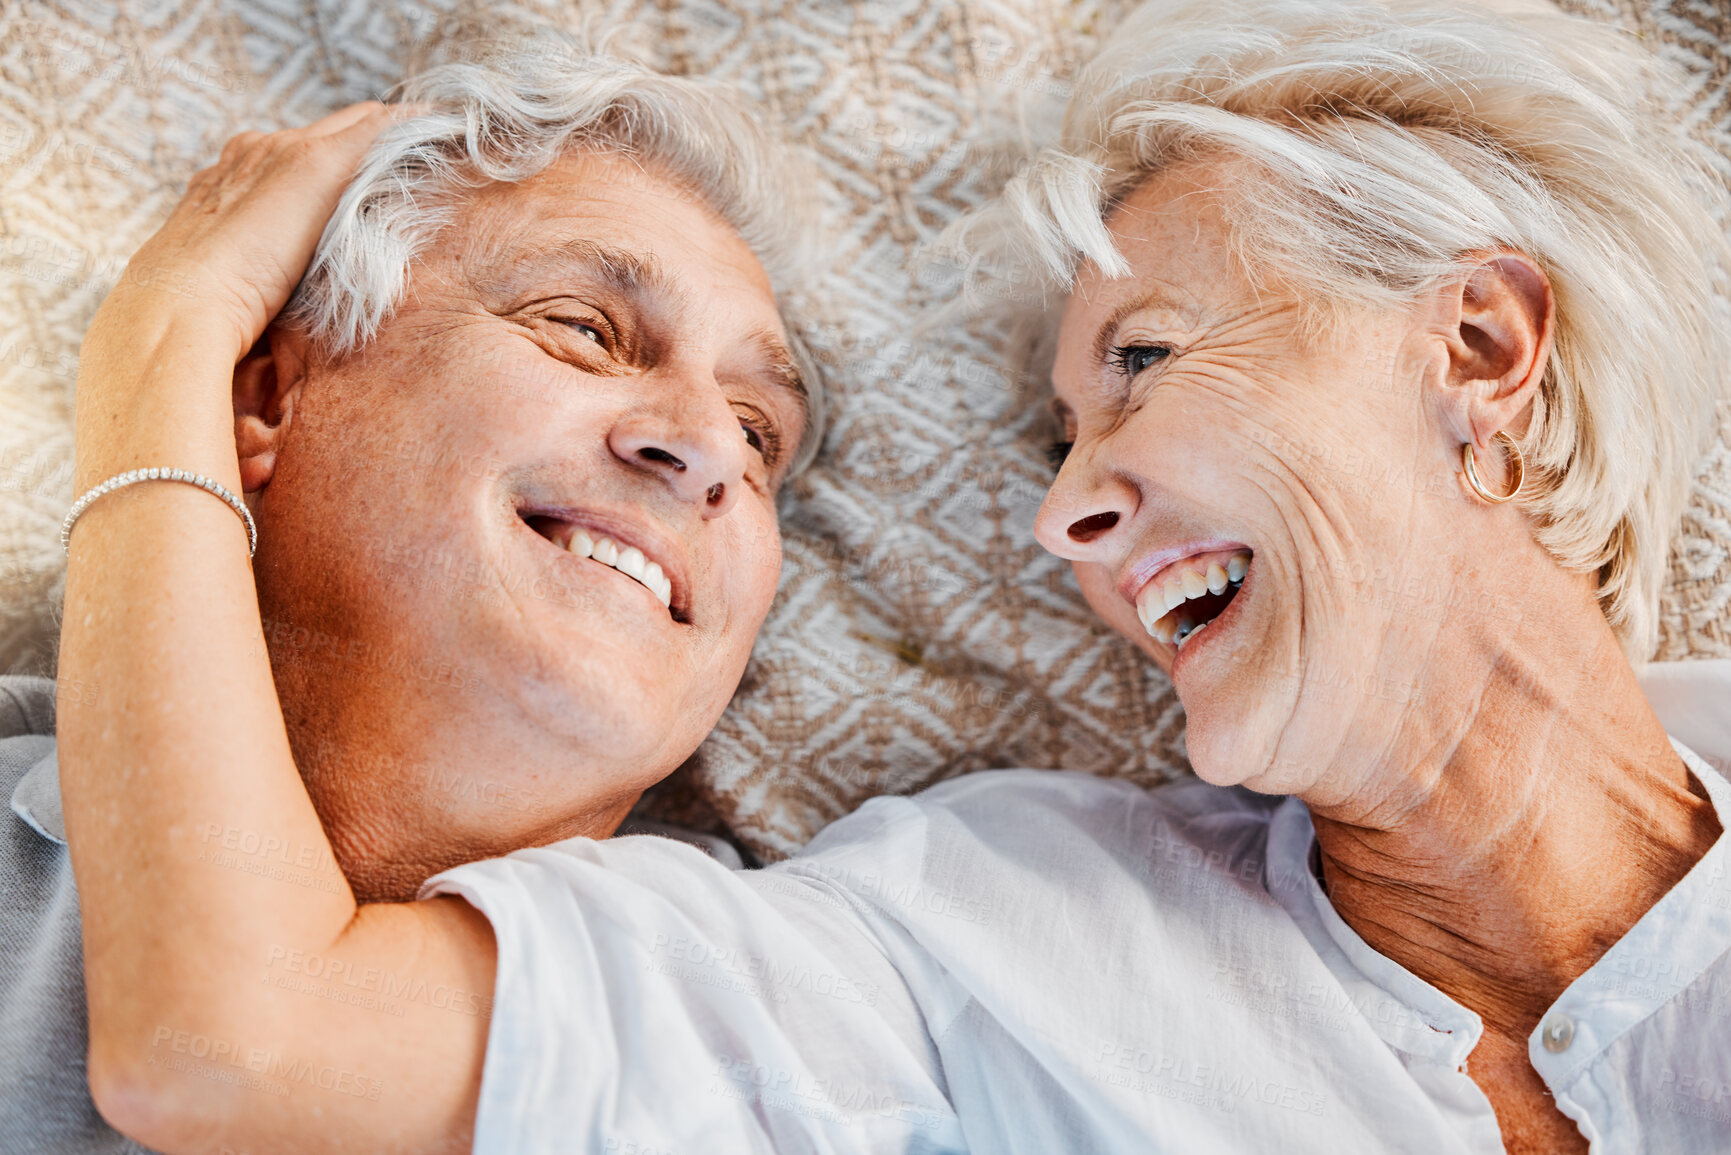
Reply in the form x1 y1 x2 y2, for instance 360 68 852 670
1033 454 1138 561
609 395 750 518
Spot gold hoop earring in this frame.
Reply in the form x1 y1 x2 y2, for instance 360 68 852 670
1460 430 1524 505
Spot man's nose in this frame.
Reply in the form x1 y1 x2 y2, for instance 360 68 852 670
608 390 750 518
1033 446 1139 562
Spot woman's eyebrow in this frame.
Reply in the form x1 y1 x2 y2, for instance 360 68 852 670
1091 287 1194 367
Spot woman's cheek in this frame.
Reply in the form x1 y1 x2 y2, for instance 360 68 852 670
1073 561 1173 674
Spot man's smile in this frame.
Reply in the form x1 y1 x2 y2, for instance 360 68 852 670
518 508 688 622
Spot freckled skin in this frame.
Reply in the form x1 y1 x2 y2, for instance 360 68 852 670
1035 163 1719 1155
240 153 799 901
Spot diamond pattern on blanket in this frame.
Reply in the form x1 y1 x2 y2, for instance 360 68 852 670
1 0 1726 860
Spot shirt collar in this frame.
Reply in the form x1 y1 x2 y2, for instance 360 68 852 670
1529 739 1731 1087
1265 790 1483 1064
1264 738 1731 1076
9 747 66 845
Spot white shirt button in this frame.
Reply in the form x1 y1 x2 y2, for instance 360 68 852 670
1541 1013 1576 1054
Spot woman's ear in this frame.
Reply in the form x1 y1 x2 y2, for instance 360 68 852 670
234 325 311 494
1430 251 1554 453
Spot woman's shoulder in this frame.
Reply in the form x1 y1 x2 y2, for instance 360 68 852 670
786 769 1291 930
807 768 1284 855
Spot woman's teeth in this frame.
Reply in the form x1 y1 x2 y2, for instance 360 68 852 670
1135 550 1250 649
566 528 672 609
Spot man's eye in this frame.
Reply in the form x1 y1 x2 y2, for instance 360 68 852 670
1109 344 1170 378
551 317 605 345
740 417 781 464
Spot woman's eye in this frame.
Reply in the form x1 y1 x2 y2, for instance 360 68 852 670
743 423 765 453
1046 440 1073 472
1110 344 1170 379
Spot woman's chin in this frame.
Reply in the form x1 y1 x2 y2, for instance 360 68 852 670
1181 706 1292 794
1186 756 1252 789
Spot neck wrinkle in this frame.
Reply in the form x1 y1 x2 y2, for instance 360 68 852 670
277 658 640 906
1303 605 1720 1036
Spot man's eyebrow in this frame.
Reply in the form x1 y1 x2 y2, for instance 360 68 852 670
520 237 687 308
1091 288 1195 368
745 327 808 409
512 238 807 410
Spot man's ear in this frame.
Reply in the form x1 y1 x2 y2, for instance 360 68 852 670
1429 251 1553 456
234 325 311 493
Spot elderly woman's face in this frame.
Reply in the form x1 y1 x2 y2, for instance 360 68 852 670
1037 165 1499 797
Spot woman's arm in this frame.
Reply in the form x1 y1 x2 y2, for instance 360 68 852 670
58 106 496 1155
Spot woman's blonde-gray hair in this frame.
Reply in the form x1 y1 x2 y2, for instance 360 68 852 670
285 26 827 475
954 0 1731 659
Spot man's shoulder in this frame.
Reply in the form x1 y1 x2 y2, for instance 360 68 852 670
1 676 62 841
0 681 142 1151
0 672 71 898
0 675 56 738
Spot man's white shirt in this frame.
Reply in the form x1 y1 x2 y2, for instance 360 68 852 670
427 664 1731 1154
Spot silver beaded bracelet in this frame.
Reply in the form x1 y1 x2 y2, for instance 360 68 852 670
60 467 257 558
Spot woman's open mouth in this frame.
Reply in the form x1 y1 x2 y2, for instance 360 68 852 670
1132 548 1250 650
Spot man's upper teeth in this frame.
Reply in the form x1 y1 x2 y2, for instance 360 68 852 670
1134 550 1251 645
565 528 672 608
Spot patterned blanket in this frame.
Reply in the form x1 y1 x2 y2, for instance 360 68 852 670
1 0 1726 859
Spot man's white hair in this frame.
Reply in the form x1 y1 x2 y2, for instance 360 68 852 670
285 28 827 475
952 0 1731 659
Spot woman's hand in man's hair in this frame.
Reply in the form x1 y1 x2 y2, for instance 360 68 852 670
107 102 399 358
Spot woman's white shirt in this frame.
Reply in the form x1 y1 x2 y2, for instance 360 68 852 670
428 747 1731 1154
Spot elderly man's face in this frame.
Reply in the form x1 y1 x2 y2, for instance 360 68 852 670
1035 163 1491 802
242 152 802 894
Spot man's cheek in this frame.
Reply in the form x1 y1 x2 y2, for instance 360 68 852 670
744 508 782 575
734 512 783 603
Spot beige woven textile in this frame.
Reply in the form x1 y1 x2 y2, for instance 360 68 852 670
2 0 1727 862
